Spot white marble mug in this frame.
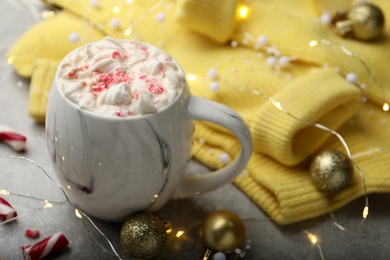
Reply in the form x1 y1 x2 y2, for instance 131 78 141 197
46 44 252 222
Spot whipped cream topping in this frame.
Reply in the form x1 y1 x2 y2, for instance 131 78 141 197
58 37 186 117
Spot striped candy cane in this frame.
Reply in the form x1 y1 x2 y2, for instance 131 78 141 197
22 232 69 260
0 125 26 152
0 197 17 221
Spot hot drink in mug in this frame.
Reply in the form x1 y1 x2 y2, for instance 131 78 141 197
46 37 252 221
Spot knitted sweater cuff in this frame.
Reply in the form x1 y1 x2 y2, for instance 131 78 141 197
174 0 239 44
251 68 362 166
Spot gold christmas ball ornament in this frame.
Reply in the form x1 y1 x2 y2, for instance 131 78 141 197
310 149 354 193
335 2 385 41
199 210 245 256
120 213 167 259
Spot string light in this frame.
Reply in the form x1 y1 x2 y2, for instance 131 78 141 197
383 103 389 111
309 40 318 47
2 1 387 258
165 224 173 234
304 231 325 260
363 206 369 219
0 189 10 195
124 28 132 36
311 39 388 110
41 10 56 19
75 208 82 218
187 73 197 81
237 4 250 20
44 202 53 208
7 56 14 65
175 231 185 238
306 231 318 245
113 6 121 14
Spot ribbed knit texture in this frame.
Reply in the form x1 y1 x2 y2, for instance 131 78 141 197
174 0 238 43
29 59 60 122
7 0 390 224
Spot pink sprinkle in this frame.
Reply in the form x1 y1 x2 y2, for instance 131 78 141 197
92 71 132 90
139 45 148 51
68 71 77 79
92 82 105 92
147 84 164 94
112 51 121 60
115 110 132 117
115 110 124 117
80 65 89 70
132 93 140 100
25 229 40 238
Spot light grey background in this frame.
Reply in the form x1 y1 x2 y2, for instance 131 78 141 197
1 1 390 259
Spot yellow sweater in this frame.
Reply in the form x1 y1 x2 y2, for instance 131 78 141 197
7 0 390 224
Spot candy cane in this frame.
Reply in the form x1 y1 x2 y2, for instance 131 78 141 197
0 125 26 152
0 197 17 221
22 232 69 260
25 229 40 238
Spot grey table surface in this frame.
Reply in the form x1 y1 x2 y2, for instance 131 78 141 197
1 1 390 260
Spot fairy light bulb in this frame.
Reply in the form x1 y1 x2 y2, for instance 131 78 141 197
7 56 14 65
113 6 121 14
308 233 318 245
75 208 83 218
176 231 185 238
382 103 389 112
0 189 10 195
309 40 318 47
41 10 56 19
124 28 132 36
44 202 53 208
187 73 197 81
237 4 249 20
363 206 369 219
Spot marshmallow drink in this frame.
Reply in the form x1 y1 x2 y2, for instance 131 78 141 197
46 37 252 221
58 37 185 117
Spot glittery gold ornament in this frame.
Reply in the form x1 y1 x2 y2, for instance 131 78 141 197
310 149 354 193
335 3 385 41
199 210 245 259
120 213 167 259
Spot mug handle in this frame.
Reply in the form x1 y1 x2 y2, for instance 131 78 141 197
172 96 252 198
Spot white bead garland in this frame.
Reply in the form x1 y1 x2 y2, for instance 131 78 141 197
90 0 99 8
209 81 220 92
213 252 226 260
266 56 277 67
110 18 120 29
346 72 358 84
207 68 218 80
219 153 231 165
278 56 290 68
256 35 268 46
68 32 80 44
155 12 166 23
320 11 332 24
